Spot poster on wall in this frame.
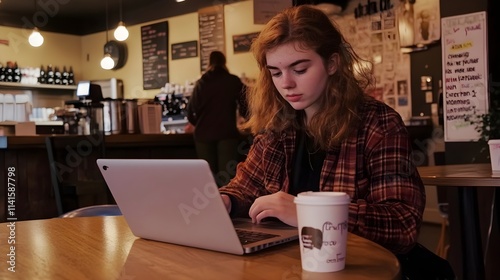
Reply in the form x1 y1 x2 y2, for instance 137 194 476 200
333 0 412 121
141 21 169 90
397 0 440 48
441 11 488 142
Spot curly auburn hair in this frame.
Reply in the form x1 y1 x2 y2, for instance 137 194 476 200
244 5 373 149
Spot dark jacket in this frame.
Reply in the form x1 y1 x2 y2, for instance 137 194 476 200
187 67 247 142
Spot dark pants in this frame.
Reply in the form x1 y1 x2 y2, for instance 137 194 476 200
195 138 240 187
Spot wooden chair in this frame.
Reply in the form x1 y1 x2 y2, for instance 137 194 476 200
45 134 113 216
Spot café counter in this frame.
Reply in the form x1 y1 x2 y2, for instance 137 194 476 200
0 133 201 222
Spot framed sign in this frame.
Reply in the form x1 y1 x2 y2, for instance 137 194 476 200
171 41 198 60
141 21 169 90
441 12 488 142
232 32 259 53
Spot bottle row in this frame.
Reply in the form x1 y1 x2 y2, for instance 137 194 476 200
0 61 22 83
39 65 75 85
0 62 76 86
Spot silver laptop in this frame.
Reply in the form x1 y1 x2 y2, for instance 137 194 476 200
96 159 298 255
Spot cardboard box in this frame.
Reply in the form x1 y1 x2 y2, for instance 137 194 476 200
0 121 36 136
138 104 162 134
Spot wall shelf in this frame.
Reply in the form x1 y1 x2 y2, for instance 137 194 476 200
0 82 77 108
0 82 77 91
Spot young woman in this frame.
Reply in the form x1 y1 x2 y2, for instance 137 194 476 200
219 5 425 255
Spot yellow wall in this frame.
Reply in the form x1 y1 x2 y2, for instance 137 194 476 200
224 1 261 80
81 0 263 99
0 26 82 79
0 1 262 99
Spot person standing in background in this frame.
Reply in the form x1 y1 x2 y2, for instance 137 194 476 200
187 51 248 186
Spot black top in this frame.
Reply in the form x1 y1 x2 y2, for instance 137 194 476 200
289 130 325 196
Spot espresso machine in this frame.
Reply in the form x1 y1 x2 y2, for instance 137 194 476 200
63 81 104 135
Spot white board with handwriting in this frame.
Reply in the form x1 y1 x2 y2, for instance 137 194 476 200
441 11 488 142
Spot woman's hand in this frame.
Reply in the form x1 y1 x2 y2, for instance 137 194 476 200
248 191 298 227
184 123 195 134
221 194 232 213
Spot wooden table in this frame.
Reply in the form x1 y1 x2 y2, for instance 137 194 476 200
418 163 499 280
0 216 400 280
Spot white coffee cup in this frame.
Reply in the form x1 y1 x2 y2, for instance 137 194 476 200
294 191 350 272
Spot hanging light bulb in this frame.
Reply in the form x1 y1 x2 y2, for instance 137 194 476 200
114 21 129 41
101 0 114 70
113 0 129 41
28 0 44 47
100 53 115 70
29 27 44 47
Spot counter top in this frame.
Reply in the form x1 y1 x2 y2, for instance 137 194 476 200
0 133 194 149
0 132 199 221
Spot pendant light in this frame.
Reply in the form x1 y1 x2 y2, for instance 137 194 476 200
29 27 44 47
113 0 129 41
100 53 114 70
28 0 44 47
101 0 115 70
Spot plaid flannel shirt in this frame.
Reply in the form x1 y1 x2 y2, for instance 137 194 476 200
219 98 426 254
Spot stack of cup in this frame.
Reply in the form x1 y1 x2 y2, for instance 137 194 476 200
294 191 350 273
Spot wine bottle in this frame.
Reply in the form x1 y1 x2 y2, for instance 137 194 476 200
54 66 62 85
39 65 46 84
13 62 21 83
62 66 69 85
5 61 13 82
0 63 5 82
47 64 55 84
68 66 74 85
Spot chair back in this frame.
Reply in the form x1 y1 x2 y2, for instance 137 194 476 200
60 204 122 218
45 134 111 216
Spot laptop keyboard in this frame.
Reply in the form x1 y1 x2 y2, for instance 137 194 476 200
235 228 279 245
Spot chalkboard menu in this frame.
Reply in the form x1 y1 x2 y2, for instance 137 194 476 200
233 32 260 53
171 41 198 60
141 21 169 90
441 12 488 142
198 5 225 72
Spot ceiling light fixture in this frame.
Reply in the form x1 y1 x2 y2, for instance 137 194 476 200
113 0 129 41
101 0 115 70
28 0 44 47
100 53 115 70
29 27 44 47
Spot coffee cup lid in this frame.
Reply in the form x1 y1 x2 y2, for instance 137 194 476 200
294 191 350 205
